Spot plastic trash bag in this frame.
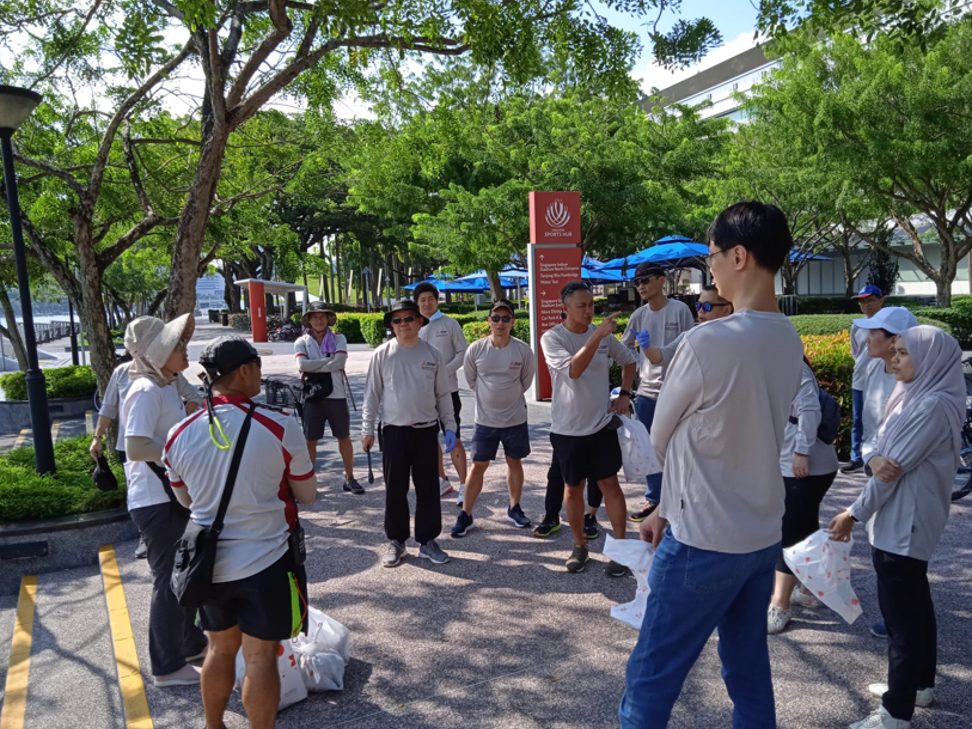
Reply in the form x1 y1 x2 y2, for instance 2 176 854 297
235 641 308 710
618 416 661 483
783 528 862 624
290 607 351 692
604 535 655 629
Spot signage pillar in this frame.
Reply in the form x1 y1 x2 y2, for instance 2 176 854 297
248 280 268 342
527 191 582 401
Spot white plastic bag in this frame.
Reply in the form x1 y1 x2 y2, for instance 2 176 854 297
604 535 655 629
235 641 308 710
783 528 862 624
291 607 351 691
617 416 661 483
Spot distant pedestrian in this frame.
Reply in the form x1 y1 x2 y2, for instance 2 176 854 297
844 284 886 473
361 300 456 567
414 282 469 502
452 299 536 537
295 302 362 494
830 325 963 729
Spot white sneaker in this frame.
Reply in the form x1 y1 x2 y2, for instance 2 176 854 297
439 477 453 496
868 683 934 708
154 664 202 687
849 705 911 729
767 604 791 635
791 584 823 609
456 483 465 507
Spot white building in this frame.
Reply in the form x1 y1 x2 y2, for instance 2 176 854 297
196 273 227 310
653 47 970 299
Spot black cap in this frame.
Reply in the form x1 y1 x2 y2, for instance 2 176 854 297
383 299 429 329
199 336 261 383
634 262 666 279
92 455 119 492
489 299 516 315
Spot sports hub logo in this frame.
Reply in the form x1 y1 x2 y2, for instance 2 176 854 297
545 199 571 232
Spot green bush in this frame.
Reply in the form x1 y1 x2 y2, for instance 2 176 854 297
228 313 250 330
333 314 365 344
789 314 951 337
803 334 855 461
359 315 388 347
463 319 532 344
0 436 126 523
912 306 972 347
0 366 98 401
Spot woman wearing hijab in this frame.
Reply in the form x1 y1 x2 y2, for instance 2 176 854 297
122 314 208 687
830 325 964 729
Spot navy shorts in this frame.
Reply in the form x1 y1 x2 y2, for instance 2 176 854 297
472 422 531 462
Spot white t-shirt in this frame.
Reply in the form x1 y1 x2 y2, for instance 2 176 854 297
294 332 348 400
463 336 536 428
164 396 315 583
122 377 190 511
540 324 638 437
621 299 695 398
862 358 898 464
850 323 872 389
652 310 804 554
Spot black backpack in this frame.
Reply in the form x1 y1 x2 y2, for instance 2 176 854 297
815 389 842 445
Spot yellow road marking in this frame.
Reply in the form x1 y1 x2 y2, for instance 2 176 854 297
99 545 154 729
0 576 37 729
13 428 28 449
50 420 60 442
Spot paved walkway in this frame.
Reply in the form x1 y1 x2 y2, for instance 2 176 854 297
1 319 971 728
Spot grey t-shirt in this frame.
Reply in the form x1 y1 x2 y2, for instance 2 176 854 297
361 339 456 436
463 336 536 428
419 313 468 392
541 324 637 437
779 362 840 477
621 299 694 398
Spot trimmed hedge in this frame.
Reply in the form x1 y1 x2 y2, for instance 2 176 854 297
0 436 126 523
913 305 972 347
360 315 388 347
333 314 366 344
789 314 952 337
0 365 98 401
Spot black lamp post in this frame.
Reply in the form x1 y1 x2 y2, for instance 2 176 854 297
0 84 55 475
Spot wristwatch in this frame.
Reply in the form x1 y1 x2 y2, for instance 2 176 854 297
618 389 632 398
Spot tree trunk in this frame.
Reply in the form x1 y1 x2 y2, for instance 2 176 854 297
72 211 117 395
0 286 28 370
839 249 857 297
163 129 230 319
486 270 504 301
935 275 952 308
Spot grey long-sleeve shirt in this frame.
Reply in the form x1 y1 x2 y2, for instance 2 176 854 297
419 313 468 392
779 362 839 477
294 332 348 400
849 397 955 561
361 339 456 437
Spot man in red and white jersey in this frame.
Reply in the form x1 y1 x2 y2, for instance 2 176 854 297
164 337 316 729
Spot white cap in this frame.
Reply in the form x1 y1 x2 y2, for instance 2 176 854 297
853 306 920 335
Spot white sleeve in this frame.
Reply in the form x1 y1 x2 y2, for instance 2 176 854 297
444 320 468 375
163 423 185 487
657 332 686 366
794 365 821 455
651 341 705 466
361 350 384 437
99 367 124 420
540 330 572 372
520 343 537 393
283 415 315 480
125 385 164 441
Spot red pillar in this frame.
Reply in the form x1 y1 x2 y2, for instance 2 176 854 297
248 281 267 342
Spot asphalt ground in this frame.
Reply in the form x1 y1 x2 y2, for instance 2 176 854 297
1 319 971 729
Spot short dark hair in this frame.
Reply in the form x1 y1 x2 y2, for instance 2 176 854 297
560 281 591 304
878 328 895 339
707 201 793 274
413 282 439 300
701 283 730 304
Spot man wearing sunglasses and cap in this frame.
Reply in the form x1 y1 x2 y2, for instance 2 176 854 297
452 299 536 538
844 284 887 473
163 336 316 729
361 300 457 567
620 262 694 523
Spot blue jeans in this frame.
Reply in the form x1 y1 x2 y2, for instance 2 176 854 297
619 530 780 729
634 395 663 503
850 388 864 463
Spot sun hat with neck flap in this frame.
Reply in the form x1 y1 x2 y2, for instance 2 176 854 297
124 313 194 386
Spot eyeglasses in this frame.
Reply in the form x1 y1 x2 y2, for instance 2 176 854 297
695 302 729 312
391 315 417 325
706 247 733 261
632 276 661 286
490 315 514 323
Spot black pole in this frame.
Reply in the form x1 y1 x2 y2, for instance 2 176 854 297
1 131 55 474
68 297 79 365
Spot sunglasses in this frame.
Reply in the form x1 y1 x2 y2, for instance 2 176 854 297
490 315 514 323
695 302 729 312
391 315 417 325
632 276 661 286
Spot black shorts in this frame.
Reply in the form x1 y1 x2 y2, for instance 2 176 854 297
439 391 462 435
550 424 623 488
198 551 307 641
472 423 531 462
303 397 350 441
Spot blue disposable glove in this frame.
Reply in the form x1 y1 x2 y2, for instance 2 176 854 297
634 329 651 350
445 430 457 454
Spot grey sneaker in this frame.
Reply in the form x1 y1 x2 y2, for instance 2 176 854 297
135 537 148 559
419 540 450 564
382 540 407 567
566 544 589 573
343 477 366 495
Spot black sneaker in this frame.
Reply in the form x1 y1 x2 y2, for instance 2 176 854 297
566 544 589 573
343 477 366 495
583 514 599 540
605 559 630 578
506 504 532 528
451 510 474 538
840 461 864 474
629 501 657 522
533 517 561 538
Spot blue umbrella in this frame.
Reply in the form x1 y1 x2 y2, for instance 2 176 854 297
440 274 522 292
595 241 709 271
791 250 833 262
403 274 454 290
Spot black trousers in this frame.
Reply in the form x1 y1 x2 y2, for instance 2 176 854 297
543 460 602 522
382 424 441 545
873 548 937 721
775 472 837 574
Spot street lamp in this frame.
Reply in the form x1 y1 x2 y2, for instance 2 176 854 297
0 84 55 475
